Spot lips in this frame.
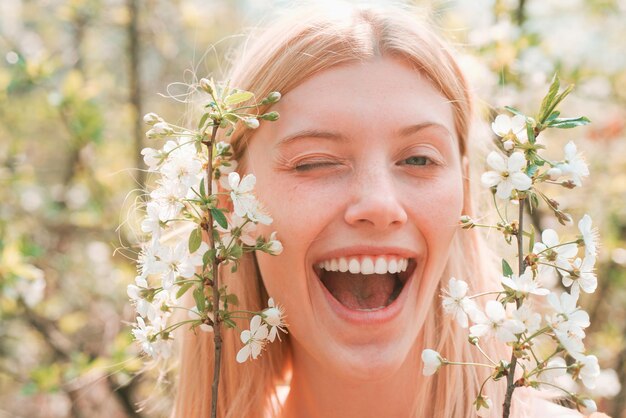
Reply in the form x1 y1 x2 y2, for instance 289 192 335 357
313 256 416 312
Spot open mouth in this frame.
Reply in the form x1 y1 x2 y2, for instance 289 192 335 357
313 256 416 312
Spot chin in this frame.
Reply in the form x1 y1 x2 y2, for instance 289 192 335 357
328 338 417 381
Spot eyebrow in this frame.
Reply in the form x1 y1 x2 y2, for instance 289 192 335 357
275 122 452 147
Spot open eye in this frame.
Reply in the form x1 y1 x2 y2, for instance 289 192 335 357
400 156 433 166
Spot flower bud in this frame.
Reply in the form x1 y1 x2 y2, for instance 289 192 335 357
260 111 279 121
266 91 281 103
199 78 213 94
143 112 163 126
580 399 597 415
266 232 283 255
244 117 260 129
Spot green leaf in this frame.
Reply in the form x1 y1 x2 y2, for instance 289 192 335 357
203 248 216 268
224 90 254 106
188 227 202 253
504 106 524 116
193 287 205 312
224 293 239 307
548 116 591 129
223 318 237 328
199 177 206 198
538 74 560 122
526 165 538 177
528 224 536 254
526 122 536 144
229 244 243 260
502 259 514 277
198 113 209 130
545 110 561 123
176 282 194 299
211 207 228 229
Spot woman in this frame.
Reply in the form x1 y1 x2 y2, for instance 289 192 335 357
173 3 588 417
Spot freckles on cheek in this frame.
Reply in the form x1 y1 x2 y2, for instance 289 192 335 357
416 178 464 236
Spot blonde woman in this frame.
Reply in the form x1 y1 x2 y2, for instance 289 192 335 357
173 3 595 417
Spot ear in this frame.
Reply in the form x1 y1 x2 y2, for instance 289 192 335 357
461 155 474 217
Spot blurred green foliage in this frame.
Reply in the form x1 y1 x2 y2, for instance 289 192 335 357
1 0 625 417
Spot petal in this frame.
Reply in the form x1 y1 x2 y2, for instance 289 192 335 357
228 172 241 190
254 324 269 340
236 345 251 363
448 277 468 298
510 115 527 134
250 315 262 332
240 330 251 344
251 341 263 359
507 152 527 172
501 276 517 290
495 181 514 199
496 327 517 343
564 141 577 159
470 324 489 337
557 243 578 259
486 151 507 172
541 229 559 248
485 300 506 322
510 172 532 191
238 174 257 193
481 171 501 188
492 115 511 136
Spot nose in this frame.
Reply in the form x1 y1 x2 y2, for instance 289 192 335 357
343 165 408 230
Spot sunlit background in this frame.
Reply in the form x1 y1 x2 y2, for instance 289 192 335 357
1 0 625 417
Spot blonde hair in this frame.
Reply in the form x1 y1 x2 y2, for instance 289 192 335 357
174 3 511 417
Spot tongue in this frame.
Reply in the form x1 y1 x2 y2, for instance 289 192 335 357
321 271 397 310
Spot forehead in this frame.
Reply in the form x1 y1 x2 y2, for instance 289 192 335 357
270 56 456 136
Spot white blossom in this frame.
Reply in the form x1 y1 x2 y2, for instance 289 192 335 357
141 147 165 171
132 316 171 359
513 304 542 334
127 276 157 321
149 181 186 222
470 300 525 343
532 229 578 272
501 268 550 298
421 349 443 376
236 315 269 363
557 141 589 187
262 298 288 342
481 151 532 199
492 114 528 142
539 357 568 385
578 214 599 258
578 354 601 389
547 292 589 358
157 241 208 289
228 172 272 225
217 213 258 247
441 277 478 328
562 255 597 296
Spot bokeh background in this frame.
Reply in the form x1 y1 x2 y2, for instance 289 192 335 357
1 0 625 417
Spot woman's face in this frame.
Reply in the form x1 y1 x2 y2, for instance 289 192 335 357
244 57 465 379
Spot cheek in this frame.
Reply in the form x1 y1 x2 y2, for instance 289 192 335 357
409 174 464 254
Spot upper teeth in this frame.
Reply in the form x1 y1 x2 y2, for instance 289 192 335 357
316 256 409 275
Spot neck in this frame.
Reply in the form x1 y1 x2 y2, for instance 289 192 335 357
281 340 424 418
